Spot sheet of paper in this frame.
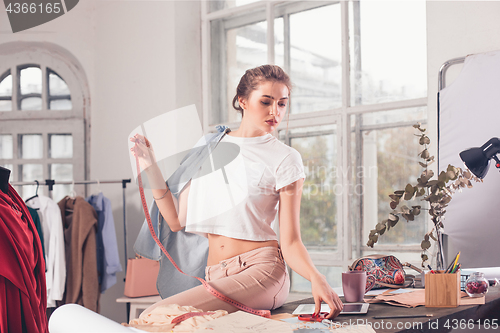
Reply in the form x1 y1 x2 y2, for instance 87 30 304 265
334 325 376 333
386 288 419 295
366 288 390 296
281 318 375 333
364 289 485 308
365 289 425 308
292 304 331 315
194 311 293 333
281 317 328 330
49 304 144 332
270 313 295 321
292 304 370 316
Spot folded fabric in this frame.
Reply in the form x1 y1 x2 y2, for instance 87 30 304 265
126 304 227 332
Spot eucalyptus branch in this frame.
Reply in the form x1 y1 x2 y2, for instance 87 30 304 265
366 123 482 266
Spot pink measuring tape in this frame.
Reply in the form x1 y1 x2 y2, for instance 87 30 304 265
135 158 271 319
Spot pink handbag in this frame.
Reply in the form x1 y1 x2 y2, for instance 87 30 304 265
124 256 160 297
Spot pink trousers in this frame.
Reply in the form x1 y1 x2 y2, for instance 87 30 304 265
142 246 289 315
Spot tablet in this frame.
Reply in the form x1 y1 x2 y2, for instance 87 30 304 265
341 303 369 314
292 303 369 315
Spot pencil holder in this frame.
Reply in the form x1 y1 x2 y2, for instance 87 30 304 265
425 271 461 308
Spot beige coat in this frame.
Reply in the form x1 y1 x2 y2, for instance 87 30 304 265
58 196 99 312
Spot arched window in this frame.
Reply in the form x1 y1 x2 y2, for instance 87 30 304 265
0 42 89 202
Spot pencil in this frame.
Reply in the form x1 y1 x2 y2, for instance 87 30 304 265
451 263 461 274
450 252 461 273
445 252 459 273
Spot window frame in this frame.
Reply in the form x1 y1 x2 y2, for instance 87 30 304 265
0 42 90 198
202 0 428 279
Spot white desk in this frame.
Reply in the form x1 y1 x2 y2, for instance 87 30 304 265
116 295 162 320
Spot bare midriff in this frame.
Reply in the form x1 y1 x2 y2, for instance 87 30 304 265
207 234 278 266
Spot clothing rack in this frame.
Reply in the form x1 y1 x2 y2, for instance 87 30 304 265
10 178 132 271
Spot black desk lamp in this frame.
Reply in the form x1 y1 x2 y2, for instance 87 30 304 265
459 137 500 179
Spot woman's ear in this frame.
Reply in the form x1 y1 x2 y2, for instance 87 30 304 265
238 96 247 110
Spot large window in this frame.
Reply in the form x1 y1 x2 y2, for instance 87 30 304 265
0 43 88 203
203 0 427 292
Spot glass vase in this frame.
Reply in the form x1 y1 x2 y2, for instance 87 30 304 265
465 272 489 298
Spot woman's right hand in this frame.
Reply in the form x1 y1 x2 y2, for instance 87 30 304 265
129 134 157 171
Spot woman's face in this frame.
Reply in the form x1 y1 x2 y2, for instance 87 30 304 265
238 80 289 135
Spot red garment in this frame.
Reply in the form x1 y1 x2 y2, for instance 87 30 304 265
0 184 48 333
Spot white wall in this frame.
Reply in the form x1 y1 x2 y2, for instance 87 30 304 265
426 1 500 267
427 1 500 160
91 0 201 323
0 0 201 323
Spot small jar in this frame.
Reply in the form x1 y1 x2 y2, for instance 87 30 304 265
465 272 489 297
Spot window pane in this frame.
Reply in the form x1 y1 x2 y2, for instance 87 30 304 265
2 68 13 111
48 71 70 96
50 163 73 203
350 1 427 105
211 13 267 125
21 164 43 182
49 99 72 110
208 0 261 13
0 73 12 97
289 4 341 114
20 134 43 159
274 17 284 69
362 106 426 127
49 134 73 158
360 122 427 245
0 135 13 159
19 66 42 95
291 266 342 293
289 125 338 249
0 100 12 112
20 164 43 198
20 97 42 111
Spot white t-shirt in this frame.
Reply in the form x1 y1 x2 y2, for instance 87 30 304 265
184 132 305 241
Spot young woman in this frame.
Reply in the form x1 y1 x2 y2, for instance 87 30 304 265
130 65 343 319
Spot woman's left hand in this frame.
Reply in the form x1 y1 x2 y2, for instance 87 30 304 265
311 273 343 319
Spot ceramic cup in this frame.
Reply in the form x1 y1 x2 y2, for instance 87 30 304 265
342 271 367 303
